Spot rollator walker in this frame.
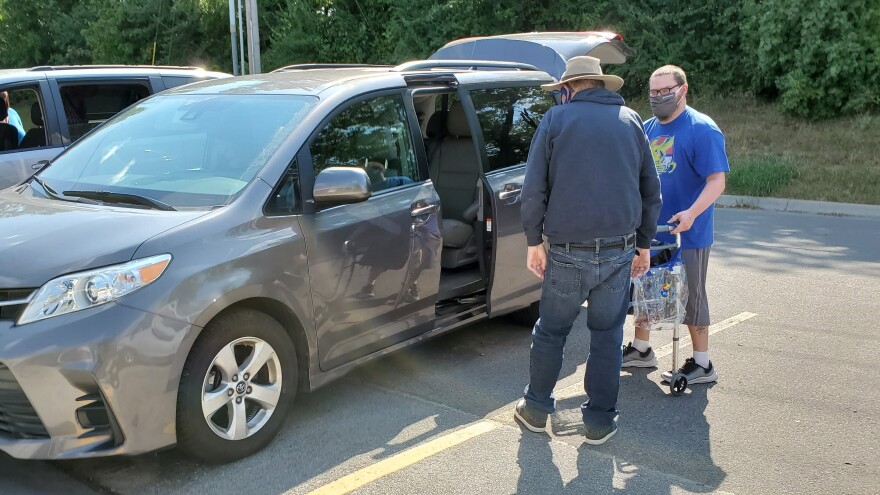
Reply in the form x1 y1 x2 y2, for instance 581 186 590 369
633 224 689 396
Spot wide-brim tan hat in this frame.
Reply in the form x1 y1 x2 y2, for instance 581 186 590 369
541 55 624 93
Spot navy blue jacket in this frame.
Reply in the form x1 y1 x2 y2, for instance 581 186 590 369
521 88 661 249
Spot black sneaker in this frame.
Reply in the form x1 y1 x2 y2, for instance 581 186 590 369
661 358 718 384
621 342 658 368
513 399 548 433
584 420 618 445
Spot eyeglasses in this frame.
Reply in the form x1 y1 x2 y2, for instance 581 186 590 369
648 85 681 97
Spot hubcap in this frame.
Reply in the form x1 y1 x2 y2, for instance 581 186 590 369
201 337 282 441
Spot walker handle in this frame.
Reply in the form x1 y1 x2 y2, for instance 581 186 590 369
650 224 681 252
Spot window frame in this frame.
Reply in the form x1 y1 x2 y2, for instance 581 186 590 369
301 89 428 213
0 80 61 154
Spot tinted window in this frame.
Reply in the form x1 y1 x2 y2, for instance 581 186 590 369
266 160 299 215
39 94 318 209
59 83 152 141
469 86 554 171
310 94 419 193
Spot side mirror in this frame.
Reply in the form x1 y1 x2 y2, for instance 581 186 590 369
313 167 372 205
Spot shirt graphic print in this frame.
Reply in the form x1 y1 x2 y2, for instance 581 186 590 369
650 135 677 175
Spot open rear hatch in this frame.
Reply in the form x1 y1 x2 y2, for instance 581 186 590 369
430 31 632 79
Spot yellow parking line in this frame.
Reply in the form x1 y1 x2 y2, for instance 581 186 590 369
553 311 758 401
304 420 498 495
652 311 758 360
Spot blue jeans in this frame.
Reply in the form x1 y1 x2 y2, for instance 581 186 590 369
524 242 635 430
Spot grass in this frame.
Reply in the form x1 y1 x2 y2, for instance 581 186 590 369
628 95 880 205
726 155 799 198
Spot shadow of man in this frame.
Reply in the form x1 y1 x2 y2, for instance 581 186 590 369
513 368 726 494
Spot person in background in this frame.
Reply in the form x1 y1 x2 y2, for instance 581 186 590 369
0 91 25 143
622 65 729 385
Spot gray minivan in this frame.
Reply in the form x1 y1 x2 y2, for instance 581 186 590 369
0 33 630 463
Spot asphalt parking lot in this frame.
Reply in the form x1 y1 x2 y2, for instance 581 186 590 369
3 207 879 495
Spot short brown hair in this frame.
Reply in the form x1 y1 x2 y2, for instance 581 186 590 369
570 79 605 91
651 65 687 87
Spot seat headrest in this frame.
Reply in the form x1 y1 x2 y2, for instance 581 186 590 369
31 102 43 127
425 111 447 139
447 102 471 138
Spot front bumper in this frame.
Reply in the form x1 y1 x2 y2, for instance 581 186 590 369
0 302 197 459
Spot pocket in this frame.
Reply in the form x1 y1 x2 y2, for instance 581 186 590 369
601 255 633 293
549 257 581 297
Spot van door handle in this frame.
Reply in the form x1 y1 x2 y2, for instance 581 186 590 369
32 160 49 170
411 203 439 217
498 185 522 200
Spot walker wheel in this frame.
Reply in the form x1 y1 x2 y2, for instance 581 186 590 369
670 373 688 396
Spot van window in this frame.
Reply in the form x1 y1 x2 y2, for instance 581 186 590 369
469 86 554 171
310 94 420 192
59 82 152 141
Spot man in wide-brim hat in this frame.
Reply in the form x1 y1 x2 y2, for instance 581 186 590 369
514 55 661 446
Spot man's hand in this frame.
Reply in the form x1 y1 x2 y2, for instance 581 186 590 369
631 248 650 279
527 245 547 279
669 209 696 234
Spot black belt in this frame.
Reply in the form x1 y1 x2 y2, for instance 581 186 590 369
552 233 636 252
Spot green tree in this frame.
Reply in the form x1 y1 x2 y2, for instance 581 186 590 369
742 0 880 118
0 0 92 67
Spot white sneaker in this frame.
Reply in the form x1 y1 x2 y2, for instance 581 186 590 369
661 358 718 384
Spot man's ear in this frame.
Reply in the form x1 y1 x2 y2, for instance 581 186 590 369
680 83 689 100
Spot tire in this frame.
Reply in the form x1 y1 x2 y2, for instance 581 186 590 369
510 301 540 328
176 309 298 463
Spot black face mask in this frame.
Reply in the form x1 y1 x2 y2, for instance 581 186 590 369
649 88 683 119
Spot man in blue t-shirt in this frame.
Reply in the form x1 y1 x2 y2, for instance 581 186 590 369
1 91 26 143
622 65 729 384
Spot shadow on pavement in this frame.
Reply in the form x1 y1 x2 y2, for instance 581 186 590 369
514 370 726 494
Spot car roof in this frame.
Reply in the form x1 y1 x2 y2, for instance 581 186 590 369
0 65 230 83
166 64 555 97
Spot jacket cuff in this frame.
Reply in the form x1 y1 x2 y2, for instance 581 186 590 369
526 233 544 247
636 235 652 250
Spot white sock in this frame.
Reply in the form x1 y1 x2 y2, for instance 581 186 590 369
632 338 650 353
693 351 710 369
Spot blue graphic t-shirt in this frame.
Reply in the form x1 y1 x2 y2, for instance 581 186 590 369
644 106 729 249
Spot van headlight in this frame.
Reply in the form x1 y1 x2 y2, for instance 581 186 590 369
18 254 172 325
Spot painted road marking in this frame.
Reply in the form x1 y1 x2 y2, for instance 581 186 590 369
549 311 758 402
304 421 497 495
652 311 758 361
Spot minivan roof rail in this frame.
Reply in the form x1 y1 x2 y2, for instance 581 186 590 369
392 60 540 72
28 65 204 72
271 63 392 73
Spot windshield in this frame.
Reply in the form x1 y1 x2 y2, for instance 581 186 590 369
37 94 318 209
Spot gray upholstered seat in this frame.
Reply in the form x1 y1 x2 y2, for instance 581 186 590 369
429 102 481 268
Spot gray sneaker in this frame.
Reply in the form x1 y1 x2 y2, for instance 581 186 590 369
621 342 658 368
584 420 618 445
661 358 718 384
514 399 548 433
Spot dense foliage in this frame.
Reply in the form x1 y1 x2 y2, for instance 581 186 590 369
1 0 876 118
